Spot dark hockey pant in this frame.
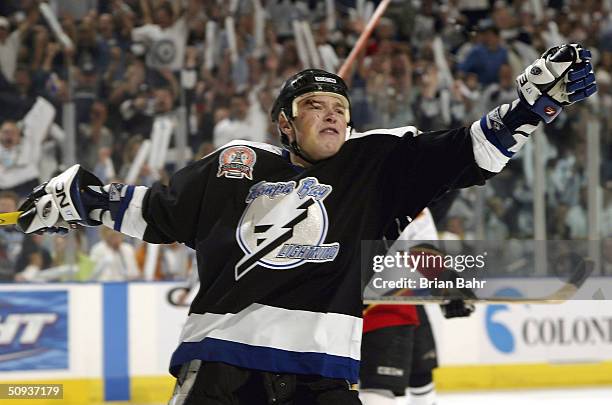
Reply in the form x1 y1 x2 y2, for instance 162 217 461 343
170 361 362 405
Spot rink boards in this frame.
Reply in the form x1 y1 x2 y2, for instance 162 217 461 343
0 281 611 404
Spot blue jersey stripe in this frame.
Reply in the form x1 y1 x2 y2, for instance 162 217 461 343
169 337 360 383
114 185 135 231
479 116 514 158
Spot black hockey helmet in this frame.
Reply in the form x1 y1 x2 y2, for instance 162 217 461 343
271 68 351 125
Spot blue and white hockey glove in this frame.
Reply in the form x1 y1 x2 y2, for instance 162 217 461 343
17 164 142 236
517 43 597 123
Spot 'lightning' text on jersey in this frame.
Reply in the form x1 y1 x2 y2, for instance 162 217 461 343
235 177 339 280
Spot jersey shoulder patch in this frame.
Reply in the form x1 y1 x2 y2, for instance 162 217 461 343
217 145 258 180
213 141 284 181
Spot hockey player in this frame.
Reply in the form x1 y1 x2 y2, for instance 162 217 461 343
360 194 472 405
16 44 596 404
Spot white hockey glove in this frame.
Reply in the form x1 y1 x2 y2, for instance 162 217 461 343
517 43 597 123
16 192 71 235
17 165 106 234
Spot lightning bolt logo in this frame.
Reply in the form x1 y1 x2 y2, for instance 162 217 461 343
235 196 315 280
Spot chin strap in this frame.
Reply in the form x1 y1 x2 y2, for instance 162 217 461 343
288 139 318 165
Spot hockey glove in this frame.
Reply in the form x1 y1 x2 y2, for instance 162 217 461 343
517 43 597 123
441 299 475 319
17 165 106 234
16 191 71 235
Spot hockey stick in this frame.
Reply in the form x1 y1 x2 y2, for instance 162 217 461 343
0 211 22 226
364 258 594 305
337 0 392 79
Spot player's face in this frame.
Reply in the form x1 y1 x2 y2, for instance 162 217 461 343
289 94 348 163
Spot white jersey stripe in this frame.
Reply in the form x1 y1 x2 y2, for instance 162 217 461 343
180 303 362 361
469 120 511 173
118 186 149 238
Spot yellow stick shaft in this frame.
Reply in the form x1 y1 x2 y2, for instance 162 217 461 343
0 211 22 226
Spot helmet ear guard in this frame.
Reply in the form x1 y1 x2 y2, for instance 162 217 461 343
276 110 293 149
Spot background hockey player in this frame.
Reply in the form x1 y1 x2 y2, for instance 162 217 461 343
15 44 597 404
360 192 474 405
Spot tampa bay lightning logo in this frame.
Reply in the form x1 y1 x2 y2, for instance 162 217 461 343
235 177 340 280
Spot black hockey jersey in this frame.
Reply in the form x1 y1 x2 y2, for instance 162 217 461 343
111 125 497 383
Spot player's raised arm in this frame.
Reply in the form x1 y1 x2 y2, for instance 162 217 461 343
16 157 214 247
378 43 597 220
470 43 596 172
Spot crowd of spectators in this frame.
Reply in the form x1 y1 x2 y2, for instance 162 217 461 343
0 0 611 282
